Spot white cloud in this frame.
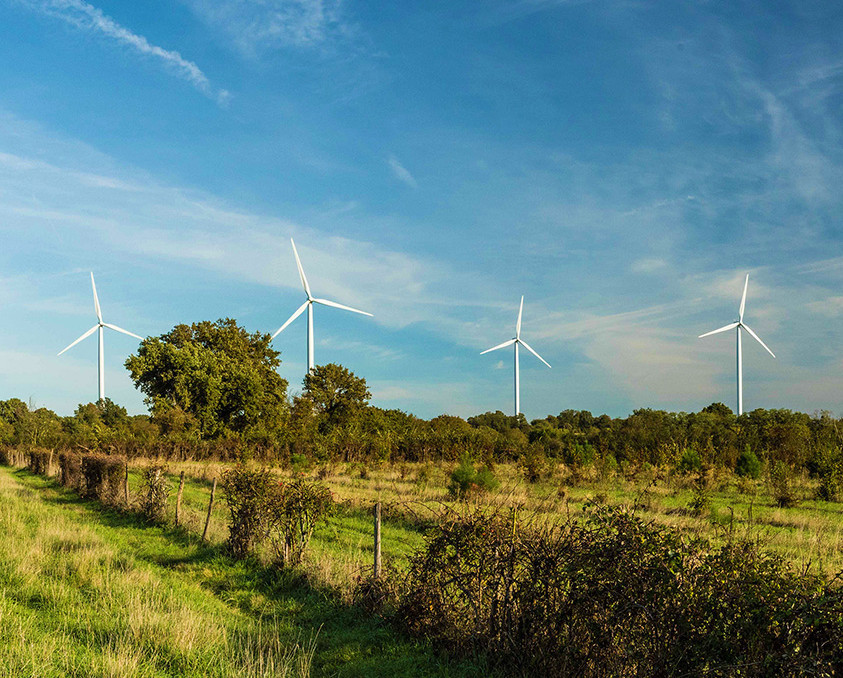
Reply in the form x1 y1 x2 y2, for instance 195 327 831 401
630 258 668 274
20 0 229 104
807 296 843 318
182 0 350 55
387 155 418 188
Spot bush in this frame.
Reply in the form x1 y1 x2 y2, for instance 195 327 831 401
80 453 127 505
138 465 170 522
27 448 53 476
769 460 799 508
221 465 278 558
448 456 499 500
677 448 703 474
813 447 843 502
736 446 762 479
58 451 82 489
268 477 333 565
518 447 549 483
396 504 843 676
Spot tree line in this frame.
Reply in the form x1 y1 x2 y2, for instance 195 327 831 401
2 319 842 483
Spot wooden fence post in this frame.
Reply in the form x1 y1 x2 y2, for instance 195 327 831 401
175 471 185 526
124 462 130 506
202 478 217 543
373 501 382 578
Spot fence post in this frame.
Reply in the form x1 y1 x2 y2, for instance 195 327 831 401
124 462 130 505
202 477 217 543
373 501 382 578
48 449 54 477
175 471 185 526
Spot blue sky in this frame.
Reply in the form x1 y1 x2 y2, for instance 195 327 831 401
1 0 843 419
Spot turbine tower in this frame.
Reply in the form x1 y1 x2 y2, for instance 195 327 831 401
58 272 143 403
699 273 775 415
481 296 551 416
272 238 373 372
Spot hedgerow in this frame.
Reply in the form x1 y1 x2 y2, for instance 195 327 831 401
396 504 843 677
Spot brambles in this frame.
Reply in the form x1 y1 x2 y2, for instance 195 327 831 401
138 465 170 522
397 504 843 676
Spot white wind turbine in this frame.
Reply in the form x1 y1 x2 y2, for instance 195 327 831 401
698 273 775 415
58 272 143 403
481 296 551 416
272 238 373 372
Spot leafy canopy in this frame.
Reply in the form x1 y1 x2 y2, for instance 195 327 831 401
125 319 288 438
300 363 371 430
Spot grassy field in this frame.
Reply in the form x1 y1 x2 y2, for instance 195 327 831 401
145 458 843 579
0 465 488 678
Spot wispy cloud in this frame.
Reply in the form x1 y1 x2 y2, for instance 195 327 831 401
182 0 352 56
20 0 229 104
387 155 418 188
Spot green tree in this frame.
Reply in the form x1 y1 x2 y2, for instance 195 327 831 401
125 319 288 438
300 363 371 431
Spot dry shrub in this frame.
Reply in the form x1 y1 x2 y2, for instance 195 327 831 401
221 465 333 564
58 451 83 489
269 477 333 565
396 504 843 677
221 465 277 558
27 448 53 476
81 453 127 505
138 465 169 522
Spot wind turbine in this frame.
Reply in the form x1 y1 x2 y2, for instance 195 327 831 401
481 296 551 416
272 238 373 372
698 273 775 415
58 272 143 403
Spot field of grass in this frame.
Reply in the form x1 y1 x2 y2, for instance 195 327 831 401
144 458 843 579
0 465 488 678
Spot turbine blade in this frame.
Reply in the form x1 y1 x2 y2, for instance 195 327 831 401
515 295 524 338
741 323 776 358
698 322 739 338
91 272 102 323
58 325 98 356
480 338 516 354
290 238 312 299
271 300 309 339
518 339 551 368
103 323 143 340
312 298 373 317
739 273 749 322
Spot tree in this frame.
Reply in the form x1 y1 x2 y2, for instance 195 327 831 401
125 319 288 438
300 363 371 430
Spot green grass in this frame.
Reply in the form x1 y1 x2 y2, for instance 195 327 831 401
129 459 843 578
0 466 487 678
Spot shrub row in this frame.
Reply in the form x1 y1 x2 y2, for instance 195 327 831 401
50 451 128 506
394 505 843 677
26 448 53 476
